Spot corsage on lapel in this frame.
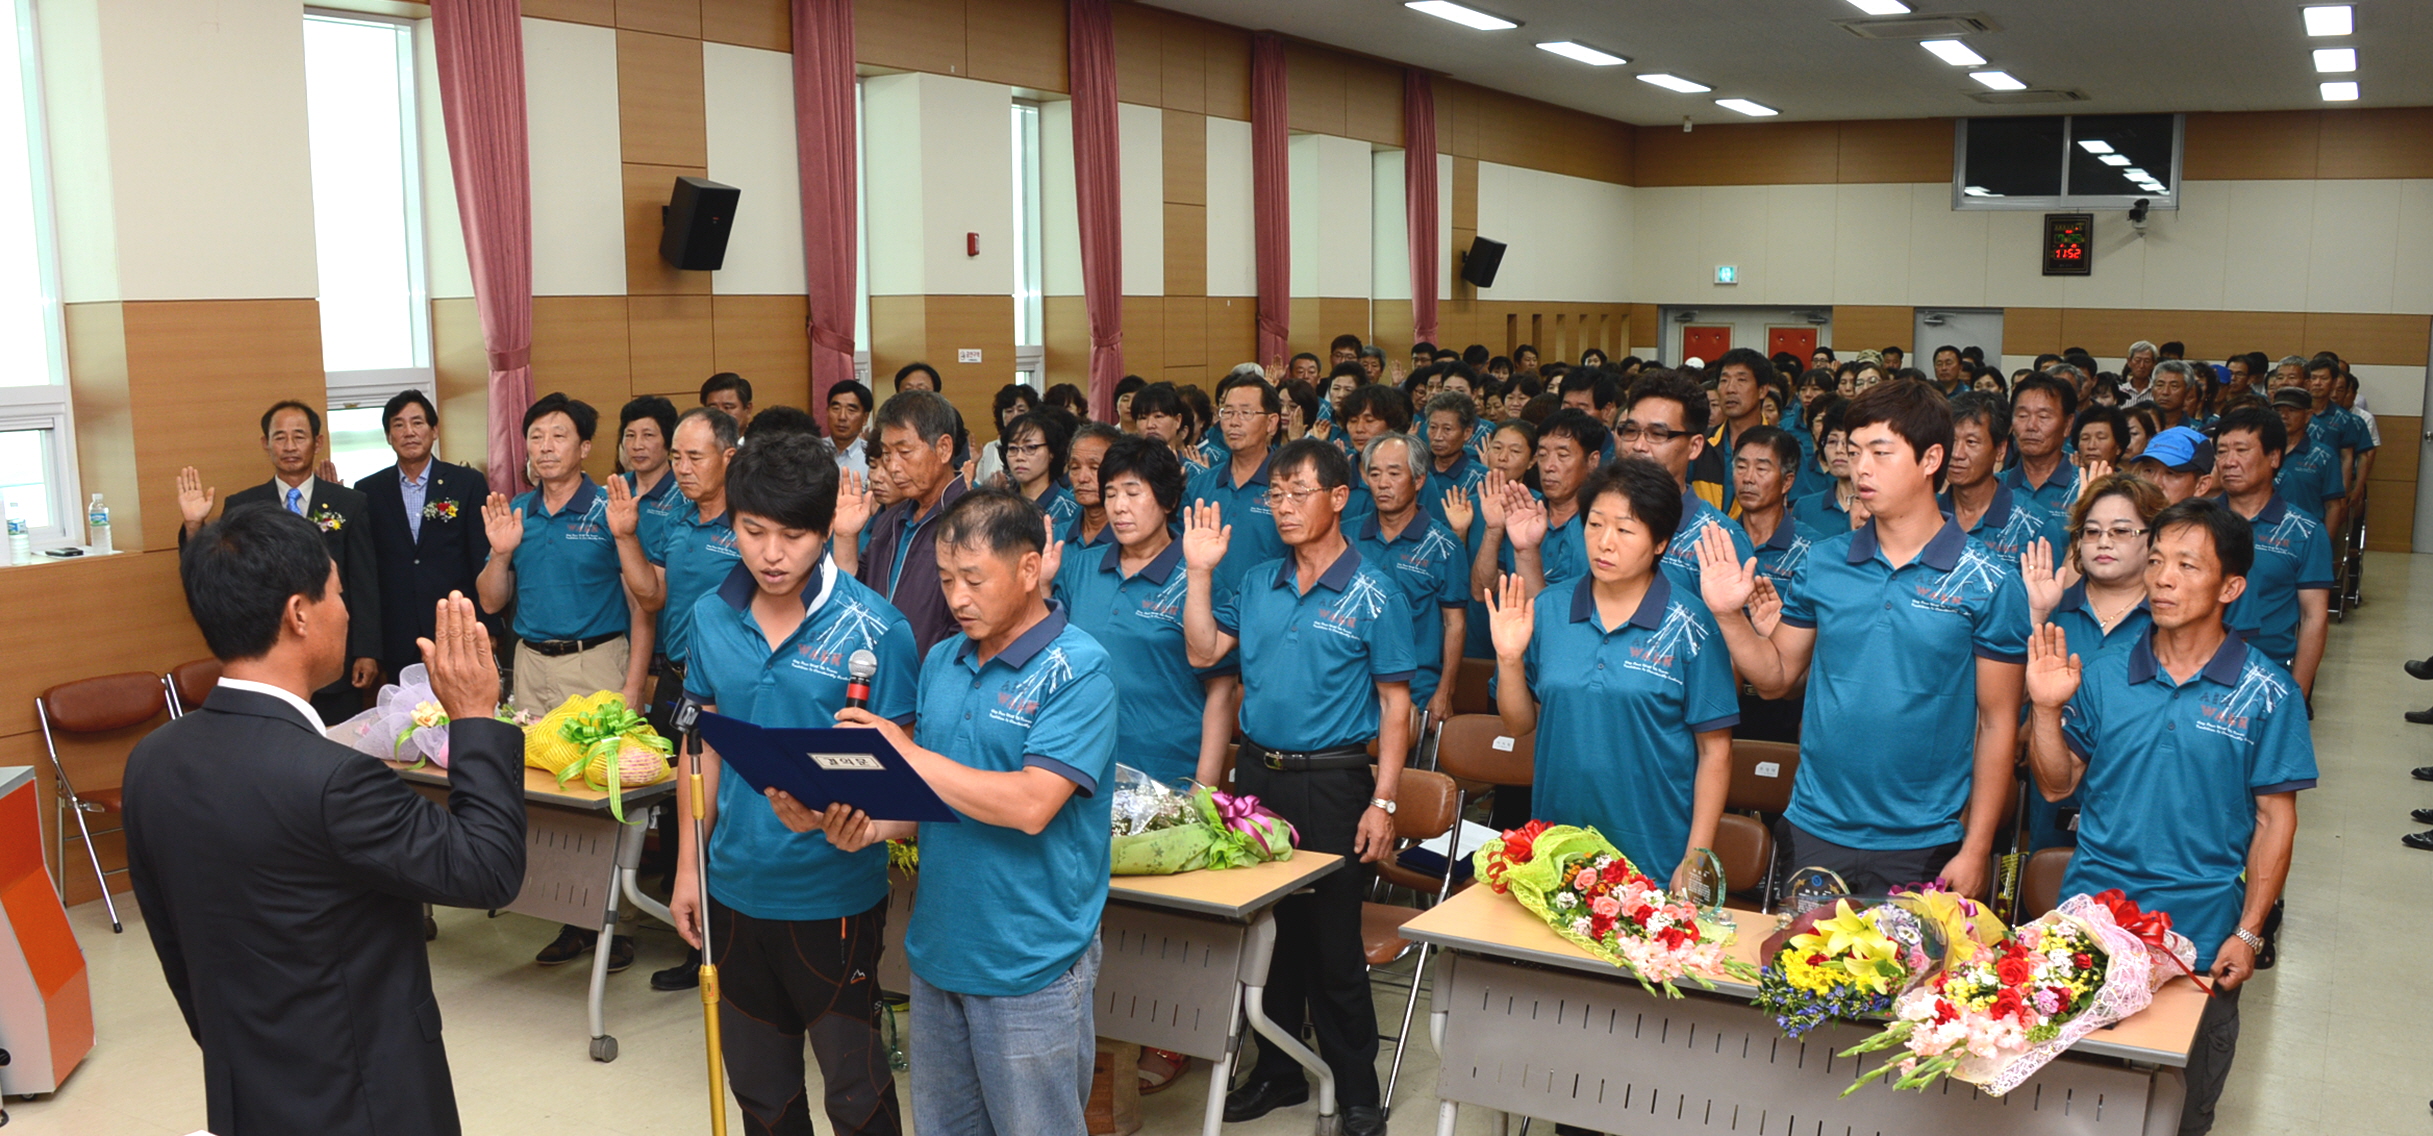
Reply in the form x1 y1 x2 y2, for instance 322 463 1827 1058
310 505 345 532
422 499 460 522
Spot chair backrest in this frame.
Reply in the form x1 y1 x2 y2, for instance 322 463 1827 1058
40 672 175 735
2019 846 2073 921
1712 813 1773 899
1727 739 1799 815
1448 657 1496 716
168 657 224 714
1433 713 1533 787
1392 768 1459 843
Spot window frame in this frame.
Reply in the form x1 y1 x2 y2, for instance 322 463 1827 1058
1011 99 1044 350
1950 114 2184 212
303 9 435 405
0 0 79 548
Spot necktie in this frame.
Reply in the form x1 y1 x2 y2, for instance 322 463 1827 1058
287 487 303 515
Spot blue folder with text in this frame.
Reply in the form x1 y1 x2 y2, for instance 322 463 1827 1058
696 712 960 824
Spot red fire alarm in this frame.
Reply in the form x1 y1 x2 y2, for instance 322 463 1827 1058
967 232 979 257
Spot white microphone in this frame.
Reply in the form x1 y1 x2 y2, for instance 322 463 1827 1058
845 649 878 711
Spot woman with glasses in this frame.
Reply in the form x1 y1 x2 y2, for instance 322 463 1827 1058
1001 410 1081 542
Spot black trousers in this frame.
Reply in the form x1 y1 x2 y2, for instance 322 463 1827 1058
1232 753 1383 1108
1784 821 1968 897
2180 985 2241 1136
1734 687 1802 744
708 896 902 1136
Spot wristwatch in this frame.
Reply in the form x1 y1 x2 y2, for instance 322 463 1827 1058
2233 927 2265 952
1370 797 1397 815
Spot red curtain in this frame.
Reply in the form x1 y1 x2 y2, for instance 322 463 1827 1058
431 0 534 493
1069 0 1123 423
794 0 859 426
1251 33 1289 366
1403 69 1439 349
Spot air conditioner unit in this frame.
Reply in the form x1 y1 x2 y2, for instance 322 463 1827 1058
1832 13 1999 39
1967 88 2089 104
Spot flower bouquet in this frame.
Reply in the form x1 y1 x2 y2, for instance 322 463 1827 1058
328 664 458 769
1839 890 2196 1097
1471 821 1751 997
1752 884 2005 1039
520 691 673 822
1107 765 1297 875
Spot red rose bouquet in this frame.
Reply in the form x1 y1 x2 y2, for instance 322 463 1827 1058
1473 823 1752 997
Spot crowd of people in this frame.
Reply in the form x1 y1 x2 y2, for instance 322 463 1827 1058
149 329 2380 1136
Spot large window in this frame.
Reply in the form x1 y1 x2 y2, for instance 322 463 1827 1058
303 11 430 479
1010 100 1043 385
0 0 76 544
1954 114 2182 211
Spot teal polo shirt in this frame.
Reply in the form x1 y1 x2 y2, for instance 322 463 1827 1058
1791 486 1852 539
1531 507 1590 589
1939 481 2064 561
1523 573 1740 885
1185 450 1284 601
1032 484 1083 543
1421 452 1488 530
2275 433 2344 517
1216 545 1418 751
647 497 739 663
2059 630 2317 968
2002 461 2083 533
907 604 1119 997
1778 519 2030 849
1749 518 1813 597
1661 489 1753 599
2220 493 2333 665
1053 539 1209 783
1346 512 1468 704
2047 581 2152 662
506 477 629 642
623 469 681 552
2311 405 2374 459
683 561 917 921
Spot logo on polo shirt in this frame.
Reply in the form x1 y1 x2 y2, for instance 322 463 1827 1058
1395 528 1461 580
1914 544 2009 611
2195 661 2290 743
1134 573 1188 624
1315 572 1393 640
792 600 894 681
1625 601 1709 684
992 647 1077 727
2252 510 2317 560
1663 515 1715 568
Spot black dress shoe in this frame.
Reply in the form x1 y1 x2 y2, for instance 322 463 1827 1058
2412 808 2433 826
535 925 597 965
2403 830 2433 852
2407 657 2433 680
1222 1077 1309 1122
2408 708 2433 726
1342 1105 1387 1136
606 935 637 973
2414 767 2433 782
651 950 702 991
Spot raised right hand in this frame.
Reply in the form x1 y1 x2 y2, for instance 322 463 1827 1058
1477 470 1511 529
1440 486 1474 542
481 492 524 555
1484 572 1535 663
418 592 500 722
175 466 215 528
603 475 639 539
1503 484 1547 551
832 469 872 537
1694 522 1759 616
2024 623 2083 710
2020 538 2065 624
1182 500 1231 573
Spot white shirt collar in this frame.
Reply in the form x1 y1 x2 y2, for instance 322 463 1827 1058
214 677 326 733
273 476 315 514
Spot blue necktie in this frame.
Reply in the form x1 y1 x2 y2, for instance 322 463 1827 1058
287 487 303 515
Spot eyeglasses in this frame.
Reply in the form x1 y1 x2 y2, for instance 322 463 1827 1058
1216 407 1270 421
1259 486 1329 509
1005 442 1048 457
1616 423 1690 443
2079 524 2148 545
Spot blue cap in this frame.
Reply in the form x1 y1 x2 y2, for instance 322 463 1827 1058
2137 426 2213 474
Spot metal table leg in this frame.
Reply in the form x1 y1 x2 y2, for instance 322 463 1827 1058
1236 911 1339 1135
587 820 648 1063
617 811 673 929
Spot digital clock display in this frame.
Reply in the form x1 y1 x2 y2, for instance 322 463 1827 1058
2043 213 2093 277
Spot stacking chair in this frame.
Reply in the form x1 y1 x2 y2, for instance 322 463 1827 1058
1433 713 1534 830
1358 767 1460 1116
163 657 223 718
37 672 171 933
1725 739 1799 908
1447 657 1496 717
1711 813 1775 907
2017 847 2073 921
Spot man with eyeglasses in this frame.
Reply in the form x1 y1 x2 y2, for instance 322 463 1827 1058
1186 372 1288 601
1939 391 2062 560
1182 438 1414 1136
1615 370 1751 599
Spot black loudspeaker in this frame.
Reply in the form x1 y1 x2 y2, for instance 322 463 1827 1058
1460 236 1506 288
660 176 741 271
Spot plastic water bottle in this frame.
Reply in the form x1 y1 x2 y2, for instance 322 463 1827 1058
86 493 110 554
6 515 27 566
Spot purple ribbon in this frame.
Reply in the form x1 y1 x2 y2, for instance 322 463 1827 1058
1212 790 1298 856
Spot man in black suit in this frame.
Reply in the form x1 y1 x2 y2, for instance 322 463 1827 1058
177 399 382 722
356 390 491 681
125 507 527 1136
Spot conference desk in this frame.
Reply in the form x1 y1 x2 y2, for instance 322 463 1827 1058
390 762 677 1063
1400 884 2207 1136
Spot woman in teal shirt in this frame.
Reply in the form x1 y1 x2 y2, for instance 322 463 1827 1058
1485 457 1741 891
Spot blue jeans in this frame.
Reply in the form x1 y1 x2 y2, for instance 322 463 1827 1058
909 938 1101 1136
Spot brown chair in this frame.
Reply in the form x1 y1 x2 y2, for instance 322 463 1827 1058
1711 813 1774 904
1356 767 1460 1116
39 672 172 932
1448 657 1496 717
2018 847 2073 920
1433 712 1533 819
164 657 224 718
1726 738 1799 815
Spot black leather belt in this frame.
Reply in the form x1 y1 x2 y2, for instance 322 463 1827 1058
521 632 622 657
1243 740 1371 772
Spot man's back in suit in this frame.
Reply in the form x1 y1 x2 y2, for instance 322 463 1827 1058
358 460 491 679
124 687 526 1136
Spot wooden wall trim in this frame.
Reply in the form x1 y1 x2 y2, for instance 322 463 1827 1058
2001 306 2430 368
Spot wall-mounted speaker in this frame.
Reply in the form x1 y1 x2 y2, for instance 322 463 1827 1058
660 176 740 271
1459 236 1506 289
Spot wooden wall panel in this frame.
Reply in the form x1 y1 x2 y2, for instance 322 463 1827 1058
525 0 615 25
122 299 325 553
2369 415 2419 488
2365 478 2416 553
1202 24 1250 120
1286 298 1322 359
616 0 699 37
713 294 812 408
2316 108 2433 180
616 30 708 167
855 0 966 77
1629 304 1661 348
2301 313 2430 367
1043 294 1090 387
1159 18 1206 114
1434 80 1482 161
529 296 635 477
628 293 716 395
1109 1 1162 106
1829 305 1913 355
701 0 789 51
1634 121 1839 187
1282 41 1346 138
0 550 204 738
1164 203 1207 297
65 302 139 548
1370 299 1413 359
2003 307 2063 357
2181 112 2319 181
1317 299 1370 350
1341 56 1401 148
1206 297 1256 370
1449 156 1478 231
966 0 1066 93
866 294 927 400
1164 294 1207 367
431 298 492 477
922 296 1017 396
1122 296 1166 376
1162 110 1206 206
1836 119 1952 184
624 162 712 295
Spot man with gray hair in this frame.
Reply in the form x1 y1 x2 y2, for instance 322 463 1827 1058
2121 340 2160 404
2150 359 2201 430
1348 432 1469 725
833 390 970 654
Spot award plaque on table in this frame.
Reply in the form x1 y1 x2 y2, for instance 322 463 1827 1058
1682 847 1733 929
695 712 960 824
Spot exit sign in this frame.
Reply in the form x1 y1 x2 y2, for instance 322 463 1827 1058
1714 265 1739 285
2042 213 2093 276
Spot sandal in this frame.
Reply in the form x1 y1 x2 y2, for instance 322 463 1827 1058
1136 1047 1191 1095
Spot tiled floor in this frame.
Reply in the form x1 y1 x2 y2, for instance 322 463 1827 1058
20 552 2433 1134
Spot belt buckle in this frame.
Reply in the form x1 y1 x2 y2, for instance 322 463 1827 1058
1262 751 1287 771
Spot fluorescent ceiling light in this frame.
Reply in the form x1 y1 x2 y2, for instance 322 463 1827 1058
1919 40 1986 67
1845 0 1911 14
2313 47 2357 72
2124 168 2149 178
1404 1 1518 31
2320 80 2360 101
2077 139 2114 154
2099 154 2131 166
1969 70 2027 91
1716 98 1779 117
1963 186 1995 197
2302 5 2352 36
1536 41 1626 66
1637 73 1712 93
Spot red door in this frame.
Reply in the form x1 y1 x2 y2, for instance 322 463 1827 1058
1767 326 1817 362
1682 326 1732 365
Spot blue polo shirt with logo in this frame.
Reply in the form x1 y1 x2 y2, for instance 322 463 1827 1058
1346 512 1468 705
1791 486 1853 540
683 561 916 921
622 469 682 552
907 604 1120 997
1217 546 1417 751
1778 519 2030 849
506 477 629 642
2002 461 2084 533
2059 630 2317 968
2220 493 2333 665
1661 489 1753 600
1939 481 2064 561
648 497 739 663
2275 432 2345 517
1186 450 1284 601
1749 517 1814 598
1032 483 1083 543
1054 539 1209 783
1523 573 1740 884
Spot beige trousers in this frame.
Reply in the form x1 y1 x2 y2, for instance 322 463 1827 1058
512 635 630 713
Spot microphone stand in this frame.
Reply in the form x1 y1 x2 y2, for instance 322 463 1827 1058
674 701 728 1136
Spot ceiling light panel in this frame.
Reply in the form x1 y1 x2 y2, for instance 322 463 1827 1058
2320 80 2360 101
1716 98 1779 117
2076 139 2114 154
1636 73 1712 93
1844 0 1911 14
1403 1 1518 31
2301 5 2352 36
1919 39 1985 66
1536 40 1626 66
2312 47 2357 73
2099 154 2130 166
1969 70 2027 91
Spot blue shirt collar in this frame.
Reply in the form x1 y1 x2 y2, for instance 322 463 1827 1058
717 556 831 612
1096 535 1184 584
626 470 676 503
1937 480 2015 530
955 600 1071 669
1846 515 1967 571
2125 626 2248 687
1270 543 1363 593
1226 449 1276 490
1754 514 1801 554
537 475 601 518
1566 570 1672 630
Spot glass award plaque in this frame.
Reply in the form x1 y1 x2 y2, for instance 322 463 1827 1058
1682 847 1732 929
1777 865 1850 930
